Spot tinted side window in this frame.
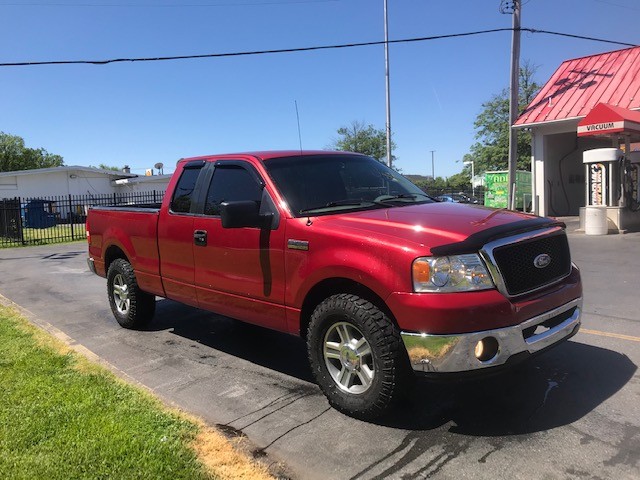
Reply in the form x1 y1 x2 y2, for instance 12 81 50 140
171 166 202 213
204 165 262 216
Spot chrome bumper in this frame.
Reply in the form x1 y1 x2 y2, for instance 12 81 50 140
87 257 97 274
401 297 582 373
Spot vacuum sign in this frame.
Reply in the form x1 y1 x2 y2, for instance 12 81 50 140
577 121 624 135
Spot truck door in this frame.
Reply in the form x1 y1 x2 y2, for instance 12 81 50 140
192 160 287 332
157 160 206 307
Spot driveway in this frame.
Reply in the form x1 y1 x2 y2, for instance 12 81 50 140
0 231 638 479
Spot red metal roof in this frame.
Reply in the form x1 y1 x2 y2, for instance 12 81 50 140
515 46 640 127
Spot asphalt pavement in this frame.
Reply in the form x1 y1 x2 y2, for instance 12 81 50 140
0 223 638 480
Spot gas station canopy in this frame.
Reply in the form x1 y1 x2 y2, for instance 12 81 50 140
577 103 640 138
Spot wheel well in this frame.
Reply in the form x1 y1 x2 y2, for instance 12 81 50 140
104 245 128 273
299 278 398 341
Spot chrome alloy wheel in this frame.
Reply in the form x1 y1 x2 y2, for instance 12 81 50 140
112 273 130 315
323 321 375 394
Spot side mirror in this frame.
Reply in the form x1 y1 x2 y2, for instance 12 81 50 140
220 201 272 229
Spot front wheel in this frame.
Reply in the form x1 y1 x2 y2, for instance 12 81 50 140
107 258 156 329
307 294 409 419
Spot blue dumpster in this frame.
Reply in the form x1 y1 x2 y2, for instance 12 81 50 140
24 199 57 229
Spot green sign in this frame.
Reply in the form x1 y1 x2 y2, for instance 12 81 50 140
484 170 531 210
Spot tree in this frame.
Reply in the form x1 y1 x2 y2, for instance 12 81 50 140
466 61 540 175
411 176 447 193
98 164 122 172
447 172 472 190
330 120 396 165
0 132 64 172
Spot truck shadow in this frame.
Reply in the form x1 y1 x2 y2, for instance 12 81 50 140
150 299 315 383
378 341 636 435
150 299 636 436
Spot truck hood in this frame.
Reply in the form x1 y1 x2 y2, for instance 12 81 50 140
312 202 562 254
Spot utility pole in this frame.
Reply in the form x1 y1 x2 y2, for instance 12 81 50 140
430 150 435 179
384 0 392 168
504 0 521 210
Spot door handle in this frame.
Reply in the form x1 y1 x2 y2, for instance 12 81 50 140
194 230 207 247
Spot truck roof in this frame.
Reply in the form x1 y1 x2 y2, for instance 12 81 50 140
178 150 364 164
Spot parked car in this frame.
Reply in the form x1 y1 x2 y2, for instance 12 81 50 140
87 151 582 419
436 193 481 204
435 195 458 203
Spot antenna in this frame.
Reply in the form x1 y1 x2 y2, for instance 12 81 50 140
154 162 164 175
295 100 303 153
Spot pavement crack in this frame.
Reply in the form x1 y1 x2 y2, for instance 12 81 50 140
528 371 568 421
252 407 330 456
228 391 314 430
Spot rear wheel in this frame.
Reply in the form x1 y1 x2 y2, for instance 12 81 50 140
107 258 155 329
307 294 409 419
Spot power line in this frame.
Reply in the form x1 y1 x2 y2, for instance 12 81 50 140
0 27 636 68
591 0 640 11
0 0 338 6
529 28 637 47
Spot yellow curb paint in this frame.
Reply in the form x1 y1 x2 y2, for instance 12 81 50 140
581 328 640 343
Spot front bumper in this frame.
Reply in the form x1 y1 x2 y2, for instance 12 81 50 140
401 297 582 373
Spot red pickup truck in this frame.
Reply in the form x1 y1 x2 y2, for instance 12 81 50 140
87 151 582 419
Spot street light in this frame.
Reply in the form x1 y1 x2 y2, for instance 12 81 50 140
463 160 475 198
384 0 392 168
430 150 435 179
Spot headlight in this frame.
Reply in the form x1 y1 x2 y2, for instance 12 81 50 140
412 254 494 292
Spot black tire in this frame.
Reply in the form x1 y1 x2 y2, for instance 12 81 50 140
106 258 156 329
307 293 409 419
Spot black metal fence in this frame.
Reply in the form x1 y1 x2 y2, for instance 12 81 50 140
421 186 486 203
0 191 165 247
0 186 487 248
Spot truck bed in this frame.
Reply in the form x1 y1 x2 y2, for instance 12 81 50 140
91 203 162 212
87 206 162 297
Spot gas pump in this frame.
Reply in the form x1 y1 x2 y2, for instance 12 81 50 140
622 151 640 211
583 148 621 208
576 103 640 233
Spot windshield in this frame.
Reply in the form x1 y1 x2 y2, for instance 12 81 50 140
264 154 434 216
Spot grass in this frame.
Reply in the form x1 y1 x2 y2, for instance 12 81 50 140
0 304 273 480
1 223 86 248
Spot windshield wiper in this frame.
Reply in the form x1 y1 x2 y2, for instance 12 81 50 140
373 193 431 204
299 200 375 214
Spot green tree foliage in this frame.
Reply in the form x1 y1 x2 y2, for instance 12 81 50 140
0 132 64 172
98 163 122 171
330 120 396 164
447 171 472 190
409 176 447 192
466 61 540 175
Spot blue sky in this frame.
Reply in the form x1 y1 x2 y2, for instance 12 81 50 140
2 0 639 178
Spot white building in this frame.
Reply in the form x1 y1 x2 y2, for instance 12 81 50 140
513 46 640 232
0 166 169 199
112 174 173 194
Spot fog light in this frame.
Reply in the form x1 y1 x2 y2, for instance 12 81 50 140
474 337 499 362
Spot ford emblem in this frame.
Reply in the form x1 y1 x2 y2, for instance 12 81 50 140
533 254 552 269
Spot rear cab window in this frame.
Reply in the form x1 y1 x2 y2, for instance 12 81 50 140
170 162 205 213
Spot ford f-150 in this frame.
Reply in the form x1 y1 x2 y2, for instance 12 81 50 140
87 151 582 419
